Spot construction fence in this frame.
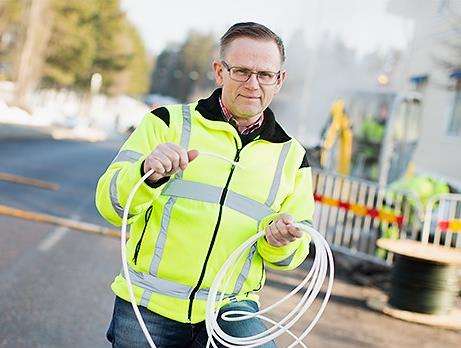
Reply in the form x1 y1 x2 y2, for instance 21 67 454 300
311 168 461 265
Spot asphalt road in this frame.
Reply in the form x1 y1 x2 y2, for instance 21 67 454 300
0 136 460 348
0 137 123 348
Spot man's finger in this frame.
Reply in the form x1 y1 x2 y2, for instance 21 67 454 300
155 152 174 173
178 148 189 170
162 147 181 171
287 224 304 238
188 149 199 162
275 219 290 235
280 214 294 225
266 225 283 247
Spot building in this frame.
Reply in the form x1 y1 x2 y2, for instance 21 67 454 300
388 0 461 190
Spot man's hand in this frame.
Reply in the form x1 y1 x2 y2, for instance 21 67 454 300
143 143 199 183
264 213 303 247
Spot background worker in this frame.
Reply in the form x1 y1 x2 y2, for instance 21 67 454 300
96 22 315 347
376 174 450 258
354 103 388 180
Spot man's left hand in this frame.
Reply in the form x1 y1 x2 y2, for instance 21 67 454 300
264 214 303 247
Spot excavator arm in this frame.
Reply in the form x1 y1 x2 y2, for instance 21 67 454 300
320 99 353 175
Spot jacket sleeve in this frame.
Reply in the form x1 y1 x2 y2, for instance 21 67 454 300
257 162 315 271
95 111 174 226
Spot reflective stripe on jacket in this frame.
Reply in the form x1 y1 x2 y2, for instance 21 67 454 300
95 89 315 323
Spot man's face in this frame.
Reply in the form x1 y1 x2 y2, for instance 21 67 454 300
213 37 286 119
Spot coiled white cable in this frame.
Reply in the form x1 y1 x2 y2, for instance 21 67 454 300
205 223 334 348
120 152 334 348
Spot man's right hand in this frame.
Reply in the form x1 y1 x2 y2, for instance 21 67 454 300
143 143 199 183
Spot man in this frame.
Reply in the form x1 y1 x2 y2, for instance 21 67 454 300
355 103 388 180
96 22 315 347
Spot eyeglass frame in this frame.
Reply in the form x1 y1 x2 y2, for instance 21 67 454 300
221 61 281 85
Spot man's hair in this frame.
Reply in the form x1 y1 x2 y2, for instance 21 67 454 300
220 22 285 63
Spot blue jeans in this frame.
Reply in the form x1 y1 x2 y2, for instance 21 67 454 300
106 296 277 347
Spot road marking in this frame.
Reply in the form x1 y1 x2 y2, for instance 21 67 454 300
37 213 80 253
37 226 68 252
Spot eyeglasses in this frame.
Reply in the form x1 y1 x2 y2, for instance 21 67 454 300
221 61 281 85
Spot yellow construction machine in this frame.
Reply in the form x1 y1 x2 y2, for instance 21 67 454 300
317 91 422 185
319 99 352 176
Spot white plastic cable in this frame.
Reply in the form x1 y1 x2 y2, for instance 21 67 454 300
205 223 334 348
120 152 334 348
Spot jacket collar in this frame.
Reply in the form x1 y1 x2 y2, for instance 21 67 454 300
195 88 291 144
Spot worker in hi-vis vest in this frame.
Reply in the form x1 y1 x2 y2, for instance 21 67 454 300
96 22 315 347
354 103 388 180
376 174 450 259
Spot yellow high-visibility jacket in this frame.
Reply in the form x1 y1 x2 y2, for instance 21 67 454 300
95 89 315 323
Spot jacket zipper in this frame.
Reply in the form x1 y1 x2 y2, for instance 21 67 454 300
187 145 241 321
133 206 153 265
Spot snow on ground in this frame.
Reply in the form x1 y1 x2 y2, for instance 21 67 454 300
0 86 150 141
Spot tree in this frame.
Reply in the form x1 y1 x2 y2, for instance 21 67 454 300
41 0 149 96
91 0 132 94
432 19 461 86
0 0 23 34
149 45 181 97
109 21 151 96
41 0 98 89
150 30 217 101
177 30 216 101
0 0 25 80
1 0 53 106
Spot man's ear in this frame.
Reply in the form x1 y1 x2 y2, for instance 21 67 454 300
212 61 224 87
273 70 286 95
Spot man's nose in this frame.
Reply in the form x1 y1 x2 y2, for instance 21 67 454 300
244 73 260 89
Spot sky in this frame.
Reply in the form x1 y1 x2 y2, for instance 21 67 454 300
121 0 415 56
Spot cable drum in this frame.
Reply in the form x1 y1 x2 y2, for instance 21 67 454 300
121 152 335 348
376 238 461 318
389 255 460 315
